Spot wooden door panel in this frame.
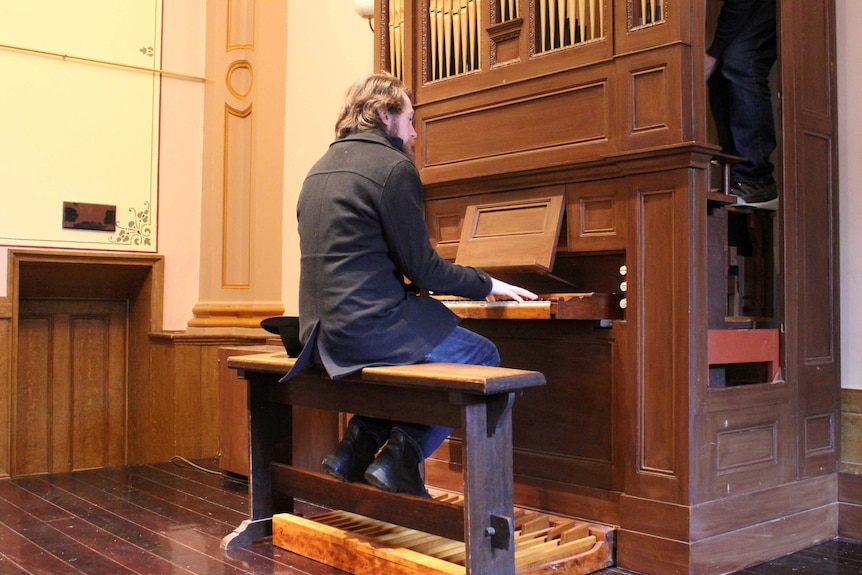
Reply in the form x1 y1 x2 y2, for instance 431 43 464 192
15 299 127 476
15 316 52 476
781 0 840 477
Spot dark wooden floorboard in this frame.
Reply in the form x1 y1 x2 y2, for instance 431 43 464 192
0 510 86 575
11 476 239 575
1 459 860 575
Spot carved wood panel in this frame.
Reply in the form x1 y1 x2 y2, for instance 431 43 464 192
459 319 622 492
566 179 626 252
15 299 126 476
781 0 840 478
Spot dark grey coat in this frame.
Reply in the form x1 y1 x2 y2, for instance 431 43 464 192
297 129 492 378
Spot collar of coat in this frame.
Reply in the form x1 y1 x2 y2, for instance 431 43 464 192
335 128 404 153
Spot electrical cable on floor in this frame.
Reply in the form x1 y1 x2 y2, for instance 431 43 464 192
170 455 248 486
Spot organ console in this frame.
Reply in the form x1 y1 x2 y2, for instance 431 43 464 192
432 184 626 322
384 1 838 574
440 292 620 321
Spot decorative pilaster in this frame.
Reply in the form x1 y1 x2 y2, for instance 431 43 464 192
191 0 287 330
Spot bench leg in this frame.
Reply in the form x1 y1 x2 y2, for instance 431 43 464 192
221 373 294 551
221 517 272 551
461 393 516 575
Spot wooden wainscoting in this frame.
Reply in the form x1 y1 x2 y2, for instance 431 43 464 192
4 250 285 479
16 299 127 475
135 333 268 465
842 389 862 474
0 299 12 478
840 389 862 540
840 471 862 541
7 250 165 478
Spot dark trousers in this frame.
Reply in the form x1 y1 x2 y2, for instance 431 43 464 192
708 0 777 184
350 326 500 458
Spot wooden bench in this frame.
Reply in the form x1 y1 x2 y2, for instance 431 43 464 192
219 351 546 575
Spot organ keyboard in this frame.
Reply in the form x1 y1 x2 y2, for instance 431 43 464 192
438 292 622 320
428 187 625 323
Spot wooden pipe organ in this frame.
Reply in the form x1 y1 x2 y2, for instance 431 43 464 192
339 1 841 574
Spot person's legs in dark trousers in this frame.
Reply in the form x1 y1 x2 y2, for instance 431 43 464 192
387 325 500 454
364 326 500 496
708 72 736 157
709 0 777 202
322 326 500 496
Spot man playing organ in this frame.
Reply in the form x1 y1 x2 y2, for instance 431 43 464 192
287 72 536 497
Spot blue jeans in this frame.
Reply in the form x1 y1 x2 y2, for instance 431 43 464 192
708 0 777 184
350 326 500 458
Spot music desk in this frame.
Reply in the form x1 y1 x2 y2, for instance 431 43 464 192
220 351 546 575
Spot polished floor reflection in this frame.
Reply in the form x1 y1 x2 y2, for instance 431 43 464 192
0 459 859 575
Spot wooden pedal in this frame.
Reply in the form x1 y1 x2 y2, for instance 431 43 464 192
272 492 614 575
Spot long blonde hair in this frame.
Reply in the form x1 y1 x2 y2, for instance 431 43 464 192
334 73 410 139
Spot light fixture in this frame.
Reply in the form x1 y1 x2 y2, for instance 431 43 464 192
354 0 375 31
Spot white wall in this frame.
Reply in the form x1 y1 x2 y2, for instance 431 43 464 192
837 0 862 389
280 3 375 316
157 0 206 330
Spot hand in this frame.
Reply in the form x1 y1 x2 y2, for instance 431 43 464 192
705 54 718 80
487 277 539 303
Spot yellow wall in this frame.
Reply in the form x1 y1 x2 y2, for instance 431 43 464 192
281 3 374 316
1 1 860 391
157 0 207 329
160 0 372 327
0 1 370 329
0 1 162 252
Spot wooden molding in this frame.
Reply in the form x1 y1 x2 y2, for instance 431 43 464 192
189 303 285 328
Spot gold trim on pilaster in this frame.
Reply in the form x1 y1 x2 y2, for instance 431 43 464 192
227 0 255 50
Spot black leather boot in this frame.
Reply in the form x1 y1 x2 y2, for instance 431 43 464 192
364 428 430 498
321 419 381 482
